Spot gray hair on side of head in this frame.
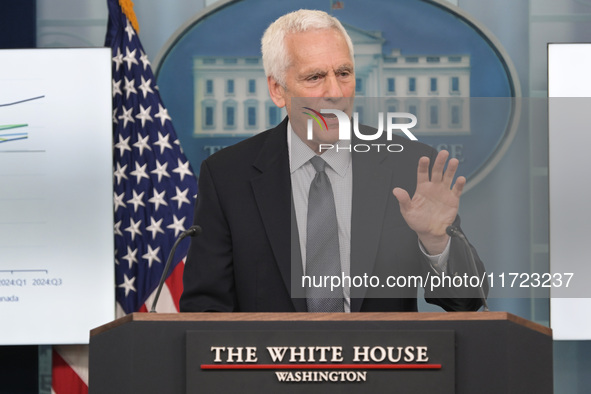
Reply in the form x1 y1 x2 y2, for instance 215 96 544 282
261 9 355 88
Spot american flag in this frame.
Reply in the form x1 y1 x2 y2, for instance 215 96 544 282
52 0 197 391
107 0 197 315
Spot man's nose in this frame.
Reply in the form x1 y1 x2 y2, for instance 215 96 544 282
323 73 344 99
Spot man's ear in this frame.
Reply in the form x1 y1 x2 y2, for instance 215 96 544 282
267 76 286 108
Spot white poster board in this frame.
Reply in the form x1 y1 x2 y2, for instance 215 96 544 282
548 43 591 340
0 48 114 344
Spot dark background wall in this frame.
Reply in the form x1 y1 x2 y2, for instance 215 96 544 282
0 347 38 394
0 0 36 48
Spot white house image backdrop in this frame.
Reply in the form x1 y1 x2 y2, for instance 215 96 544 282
155 0 518 188
192 24 471 138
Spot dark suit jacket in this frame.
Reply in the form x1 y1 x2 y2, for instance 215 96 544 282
180 118 486 312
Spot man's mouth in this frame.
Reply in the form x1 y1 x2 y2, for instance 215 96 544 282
323 113 340 128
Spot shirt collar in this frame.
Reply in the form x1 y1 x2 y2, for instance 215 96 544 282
287 121 351 177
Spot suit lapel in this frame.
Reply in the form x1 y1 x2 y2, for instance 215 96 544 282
250 119 307 312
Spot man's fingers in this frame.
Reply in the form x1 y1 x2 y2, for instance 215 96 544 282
452 176 466 197
443 157 459 188
392 187 411 210
431 150 449 182
417 156 430 184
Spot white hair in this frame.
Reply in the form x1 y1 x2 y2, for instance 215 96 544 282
261 9 355 87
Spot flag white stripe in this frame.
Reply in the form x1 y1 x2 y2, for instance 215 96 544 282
54 345 89 385
143 282 178 313
116 301 126 319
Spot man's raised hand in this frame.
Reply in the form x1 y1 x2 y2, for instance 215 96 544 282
392 150 465 255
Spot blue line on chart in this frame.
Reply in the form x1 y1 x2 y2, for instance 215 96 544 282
0 136 28 144
0 95 45 107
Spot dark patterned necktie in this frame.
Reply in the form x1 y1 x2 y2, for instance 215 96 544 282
306 156 344 312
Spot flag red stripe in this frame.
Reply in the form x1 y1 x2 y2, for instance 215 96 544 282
52 349 88 394
165 261 185 310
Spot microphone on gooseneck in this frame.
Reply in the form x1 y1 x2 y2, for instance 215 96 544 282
149 225 202 313
446 226 489 312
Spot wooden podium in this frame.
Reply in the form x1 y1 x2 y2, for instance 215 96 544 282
89 312 552 393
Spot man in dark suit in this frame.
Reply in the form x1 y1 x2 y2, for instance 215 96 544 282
180 9 486 313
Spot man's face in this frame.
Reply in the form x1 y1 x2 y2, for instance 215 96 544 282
268 28 355 153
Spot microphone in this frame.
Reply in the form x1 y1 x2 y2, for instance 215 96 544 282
182 225 202 238
445 225 489 312
149 225 202 313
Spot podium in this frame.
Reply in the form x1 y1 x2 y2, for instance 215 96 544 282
89 312 552 393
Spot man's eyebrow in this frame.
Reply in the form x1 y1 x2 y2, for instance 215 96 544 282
298 64 354 80
299 69 328 78
335 65 354 73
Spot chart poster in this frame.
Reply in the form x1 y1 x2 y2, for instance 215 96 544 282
0 48 114 344
548 43 591 340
